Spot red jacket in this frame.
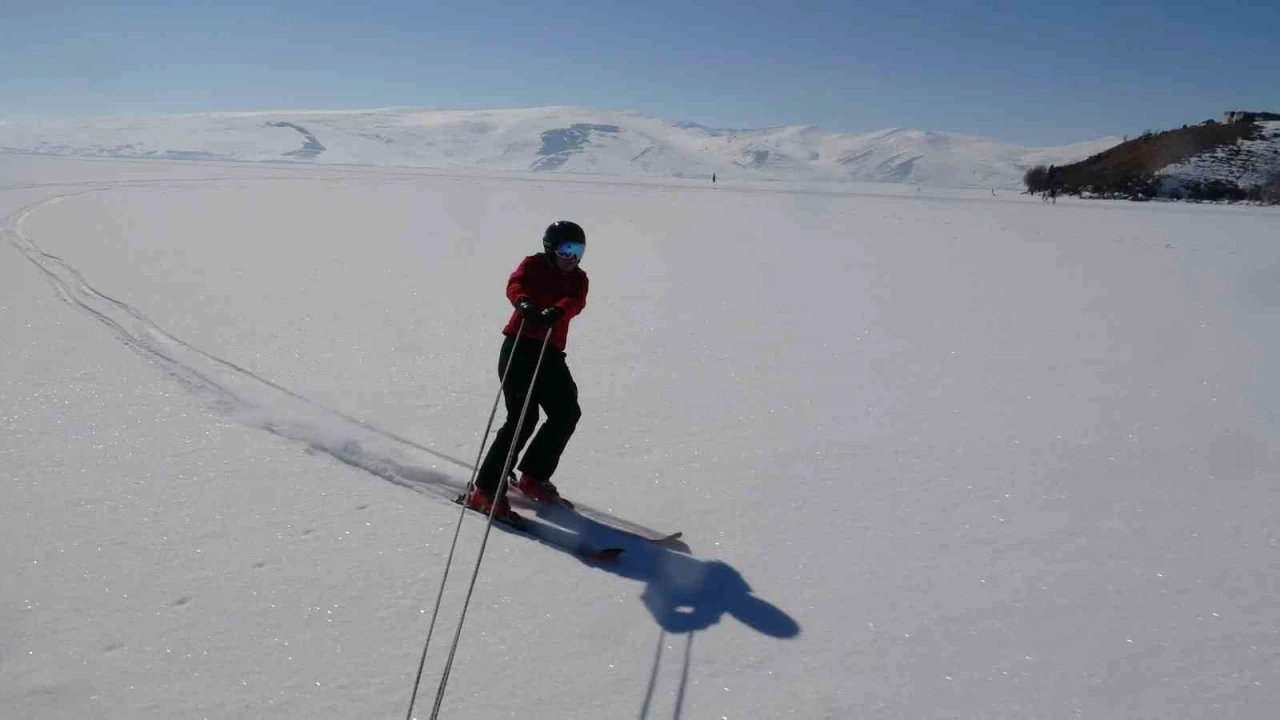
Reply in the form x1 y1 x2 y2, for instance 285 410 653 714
502 254 589 351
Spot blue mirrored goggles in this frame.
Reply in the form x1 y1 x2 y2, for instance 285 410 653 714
555 241 586 260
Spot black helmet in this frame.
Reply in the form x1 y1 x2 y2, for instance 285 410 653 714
542 220 586 255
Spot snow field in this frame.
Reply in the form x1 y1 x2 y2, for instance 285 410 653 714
2 155 1279 719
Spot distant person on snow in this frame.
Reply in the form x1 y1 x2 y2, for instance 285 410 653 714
466 221 589 520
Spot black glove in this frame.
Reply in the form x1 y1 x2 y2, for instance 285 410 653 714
538 306 565 325
515 298 540 320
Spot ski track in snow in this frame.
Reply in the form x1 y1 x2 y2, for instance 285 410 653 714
1 181 671 541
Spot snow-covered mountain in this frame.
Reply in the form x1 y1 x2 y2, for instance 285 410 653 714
0 106 1119 188
1160 120 1280 191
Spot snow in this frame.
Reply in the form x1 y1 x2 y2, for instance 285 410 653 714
3 153 1279 719
0 106 1120 189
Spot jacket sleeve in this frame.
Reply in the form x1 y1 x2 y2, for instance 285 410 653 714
505 256 536 307
554 273 588 319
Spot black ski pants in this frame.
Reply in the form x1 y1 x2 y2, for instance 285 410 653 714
475 333 581 495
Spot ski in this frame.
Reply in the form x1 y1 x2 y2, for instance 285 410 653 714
452 494 624 562
505 473 684 548
571 505 683 546
562 503 683 546
508 495 684 549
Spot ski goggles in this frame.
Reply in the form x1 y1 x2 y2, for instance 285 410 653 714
555 241 586 260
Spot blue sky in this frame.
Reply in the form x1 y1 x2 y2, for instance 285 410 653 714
2 0 1277 145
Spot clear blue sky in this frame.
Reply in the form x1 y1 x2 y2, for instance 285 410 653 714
2 0 1277 145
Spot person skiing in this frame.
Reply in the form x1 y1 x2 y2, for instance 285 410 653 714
466 220 589 520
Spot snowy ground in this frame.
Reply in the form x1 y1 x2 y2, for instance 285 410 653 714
2 154 1278 719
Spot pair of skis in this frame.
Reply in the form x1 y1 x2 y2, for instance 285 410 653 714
452 485 682 562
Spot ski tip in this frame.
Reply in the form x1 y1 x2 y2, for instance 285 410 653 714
654 532 691 555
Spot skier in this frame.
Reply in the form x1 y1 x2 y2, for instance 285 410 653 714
466 221 589 520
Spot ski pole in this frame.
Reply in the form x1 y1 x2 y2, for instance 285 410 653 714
428 328 554 720
403 319 528 720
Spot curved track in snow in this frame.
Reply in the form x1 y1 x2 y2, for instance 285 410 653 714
2 180 670 541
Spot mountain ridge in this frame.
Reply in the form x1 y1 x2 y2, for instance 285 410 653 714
0 106 1120 189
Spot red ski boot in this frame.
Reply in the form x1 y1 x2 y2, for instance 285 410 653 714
513 473 562 505
464 485 519 522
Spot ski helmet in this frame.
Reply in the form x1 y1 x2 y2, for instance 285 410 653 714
542 220 586 255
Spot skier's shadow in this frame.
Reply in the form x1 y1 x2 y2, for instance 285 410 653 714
511 504 801 638
318 450 798 638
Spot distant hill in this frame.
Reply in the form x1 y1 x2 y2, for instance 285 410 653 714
0 106 1118 190
1024 113 1280 203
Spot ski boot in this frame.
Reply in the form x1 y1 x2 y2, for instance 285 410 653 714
513 473 563 505
465 485 519 522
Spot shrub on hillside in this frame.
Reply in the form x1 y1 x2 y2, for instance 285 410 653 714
1023 165 1049 193
1186 179 1248 202
1253 173 1280 204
